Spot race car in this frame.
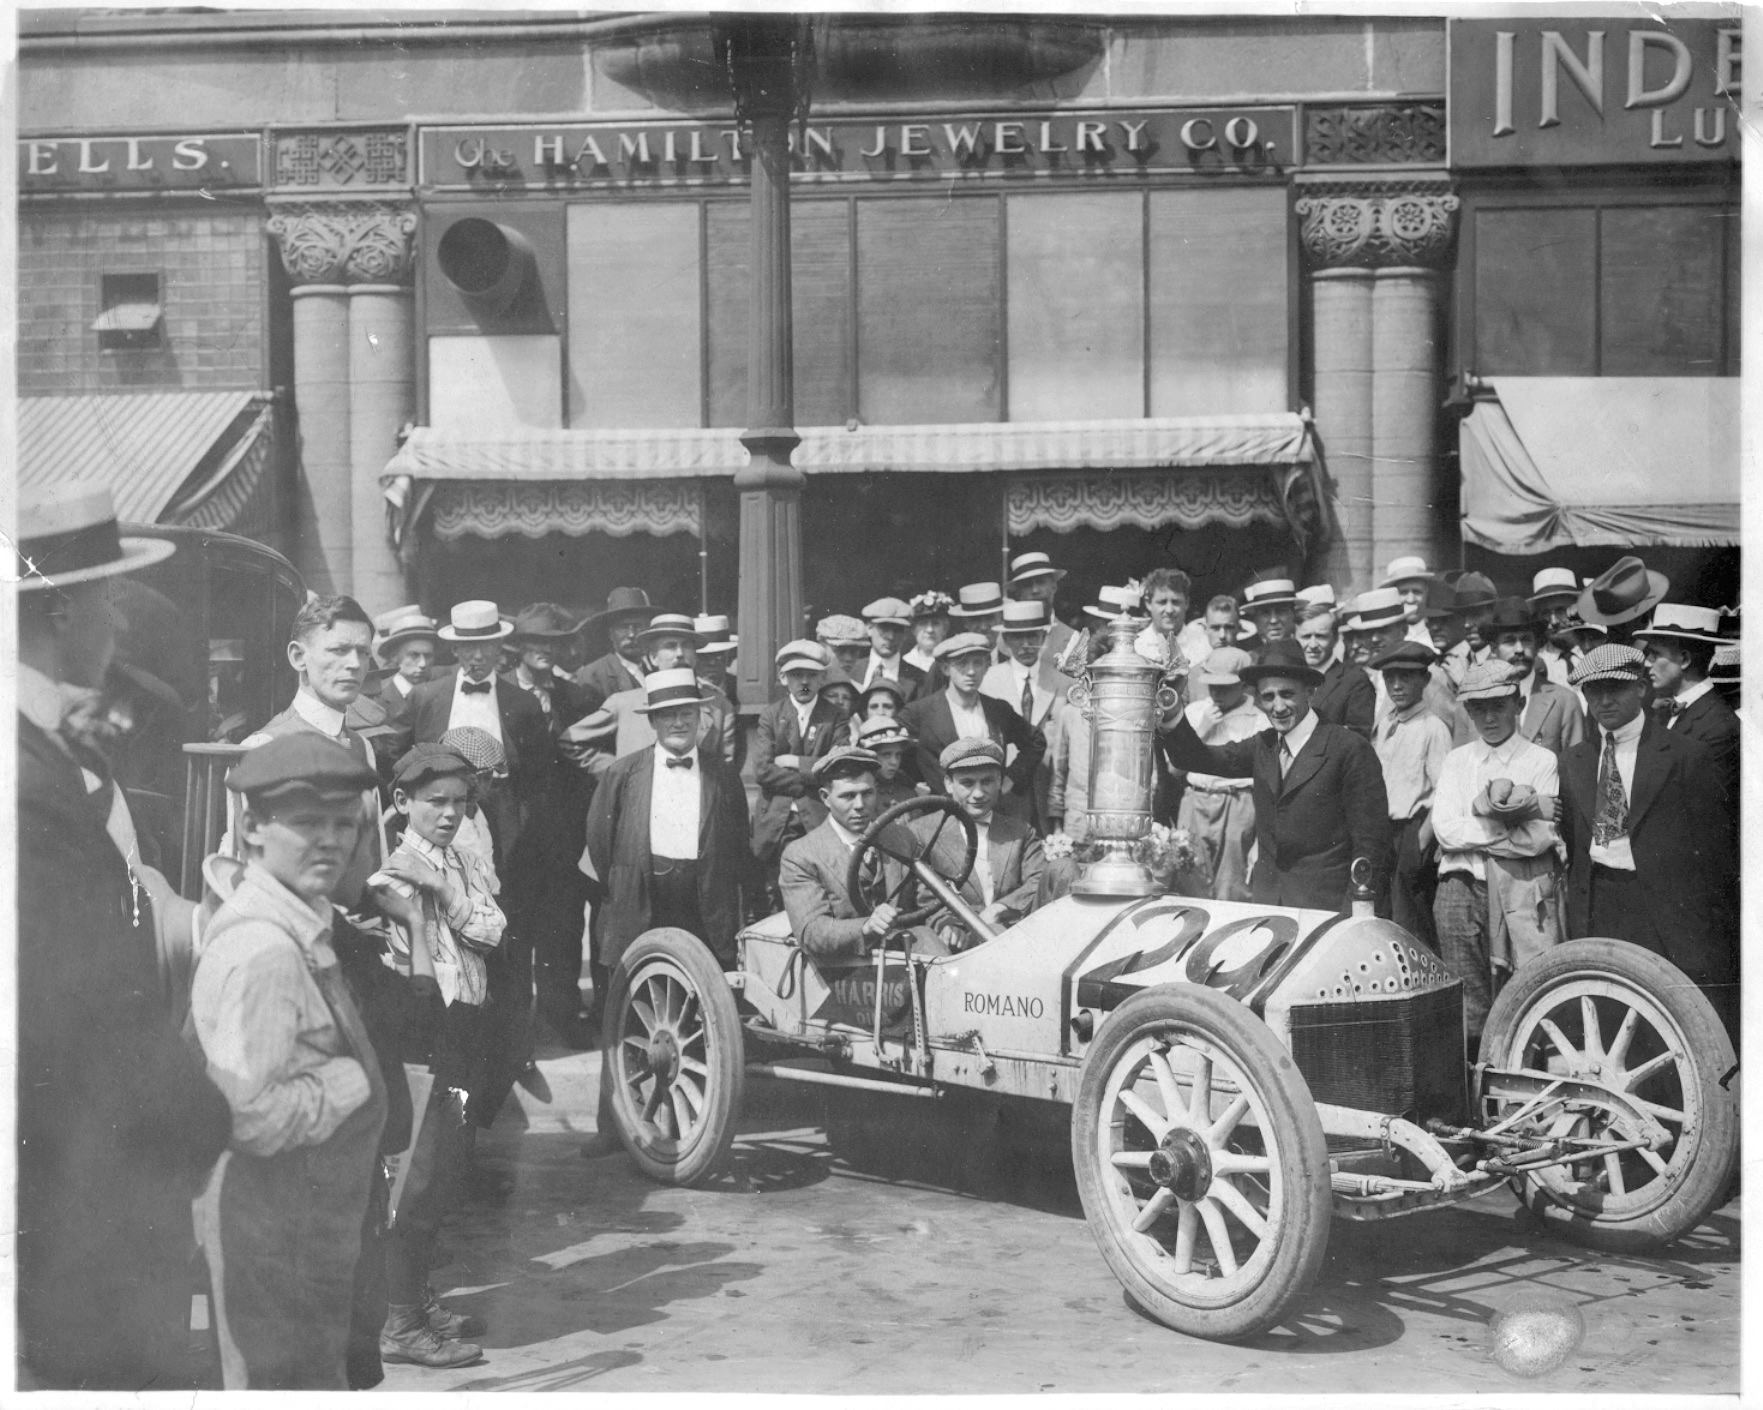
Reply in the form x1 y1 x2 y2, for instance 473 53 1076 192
598 794 1740 1342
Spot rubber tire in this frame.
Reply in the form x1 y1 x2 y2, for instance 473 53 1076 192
603 927 745 1186
1477 938 1739 1254
1072 985 1332 1342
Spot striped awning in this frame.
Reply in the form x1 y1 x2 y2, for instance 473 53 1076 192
19 390 276 528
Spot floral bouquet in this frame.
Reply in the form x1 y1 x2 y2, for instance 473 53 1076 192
1040 823 1212 898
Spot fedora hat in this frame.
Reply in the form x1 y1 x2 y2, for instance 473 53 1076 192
1379 555 1434 589
15 481 175 591
375 607 440 662
1527 567 1581 606
1577 556 1670 626
1240 569 1296 611
585 586 654 630
1083 585 1148 623
438 600 513 643
634 667 714 714
509 603 583 641
1634 602 1724 647
1480 597 1543 637
635 612 705 650
1239 638 1323 689
997 599 1050 634
949 583 1005 619
694 614 738 655
1008 551 1066 587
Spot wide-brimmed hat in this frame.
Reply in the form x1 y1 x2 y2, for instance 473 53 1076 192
1345 587 1405 632
1008 551 1066 587
1420 579 1467 621
1370 640 1439 673
15 481 175 591
940 737 1005 774
1240 569 1297 612
933 631 993 662
1457 659 1525 701
635 667 715 714
857 716 913 750
1083 585 1148 623
1379 555 1434 589
861 596 912 628
1569 643 1649 688
1238 638 1323 688
908 589 954 621
636 612 706 650
375 606 440 661
585 586 654 630
1634 603 1724 647
1198 646 1254 686
510 603 583 642
816 613 869 645
1527 567 1581 606
1577 556 1670 626
694 614 739 656
997 599 1051 634
1481 597 1543 637
776 639 831 674
1451 571 1499 609
949 583 1005 619
438 600 513 643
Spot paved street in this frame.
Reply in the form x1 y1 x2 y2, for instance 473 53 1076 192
381 1038 1741 1396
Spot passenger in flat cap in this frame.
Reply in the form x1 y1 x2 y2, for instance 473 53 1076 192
902 632 1045 825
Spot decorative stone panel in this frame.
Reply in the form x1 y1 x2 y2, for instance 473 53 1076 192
1294 178 1459 270
265 201 418 285
272 128 411 191
1305 104 1447 166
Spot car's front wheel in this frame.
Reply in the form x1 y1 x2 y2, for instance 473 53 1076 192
1072 985 1331 1342
603 927 744 1186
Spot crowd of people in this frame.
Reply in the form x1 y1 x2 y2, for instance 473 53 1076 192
16 477 1743 1391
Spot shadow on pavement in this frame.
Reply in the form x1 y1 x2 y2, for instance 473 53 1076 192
450 1346 644 1392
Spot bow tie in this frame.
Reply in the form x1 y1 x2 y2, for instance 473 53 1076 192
1654 697 1684 718
460 678 493 695
664 754 695 770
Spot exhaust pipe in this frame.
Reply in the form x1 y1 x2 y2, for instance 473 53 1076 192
435 217 537 318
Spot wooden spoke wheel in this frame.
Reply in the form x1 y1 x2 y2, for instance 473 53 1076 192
1072 986 1331 1342
1478 939 1738 1252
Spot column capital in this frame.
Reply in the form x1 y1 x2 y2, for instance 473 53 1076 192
1293 176 1459 272
265 200 418 287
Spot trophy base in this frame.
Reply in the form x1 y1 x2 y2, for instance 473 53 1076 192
1072 846 1158 898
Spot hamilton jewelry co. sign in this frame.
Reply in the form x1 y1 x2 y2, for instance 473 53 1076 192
421 107 1297 190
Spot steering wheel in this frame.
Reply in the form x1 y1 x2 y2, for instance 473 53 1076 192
846 795 979 929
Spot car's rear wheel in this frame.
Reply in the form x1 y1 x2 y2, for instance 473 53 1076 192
1477 939 1738 1253
604 928 744 1186
1072 986 1331 1342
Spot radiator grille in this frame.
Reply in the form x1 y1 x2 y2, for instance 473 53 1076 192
1286 983 1466 1124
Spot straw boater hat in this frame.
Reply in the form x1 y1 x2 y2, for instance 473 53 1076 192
635 611 706 650
634 667 715 714
1577 556 1670 627
861 596 912 628
509 603 583 641
997 599 1051 634
1379 555 1435 589
694 614 738 656
1008 551 1066 588
775 639 831 674
1633 603 1724 648
948 583 1006 619
438 600 513 643
1295 584 1336 609
1568 643 1649 688
1083 585 1149 622
375 605 439 661
1345 587 1405 632
1527 566 1581 607
933 631 993 661
14 481 175 590
1238 638 1323 688
1240 568 1297 613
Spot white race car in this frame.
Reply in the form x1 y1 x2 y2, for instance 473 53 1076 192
600 795 1739 1341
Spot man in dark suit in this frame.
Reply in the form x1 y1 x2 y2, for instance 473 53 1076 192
1559 644 1737 1032
902 631 1044 824
1157 637 1391 911
15 482 233 1388
1297 605 1374 741
364 605 438 709
571 586 653 712
1635 603 1740 790
911 739 1046 950
752 639 849 889
857 596 929 702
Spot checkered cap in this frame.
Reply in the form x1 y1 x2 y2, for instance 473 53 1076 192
439 726 506 772
1569 643 1649 688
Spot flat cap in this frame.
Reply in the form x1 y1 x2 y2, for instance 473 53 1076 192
776 638 832 673
1569 642 1649 688
815 613 869 645
939 737 1005 773
933 631 994 661
861 596 912 627
227 732 377 799
391 743 474 790
811 745 880 782
1198 646 1254 685
1369 641 1439 673
1457 660 1524 701
438 726 506 772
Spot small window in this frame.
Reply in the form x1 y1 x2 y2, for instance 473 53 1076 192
94 272 162 350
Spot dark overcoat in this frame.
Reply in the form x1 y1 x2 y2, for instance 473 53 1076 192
1309 659 1375 741
751 695 848 858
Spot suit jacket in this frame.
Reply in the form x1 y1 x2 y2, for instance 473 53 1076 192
583 747 752 968
1036 618 1079 695
571 650 645 714
1311 660 1375 741
860 656 929 704
981 660 1060 731
17 715 233 1385
779 818 908 959
1159 713 1391 911
1558 717 1736 984
502 666 594 740
752 695 849 856
1667 689 1739 793
501 667 596 871
910 809 1046 935
902 689 1045 813
560 683 737 777
1448 679 1586 757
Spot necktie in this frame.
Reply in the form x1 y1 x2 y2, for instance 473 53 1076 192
461 678 493 695
665 754 695 770
1278 738 1293 778
1020 673 1035 723
1592 731 1629 846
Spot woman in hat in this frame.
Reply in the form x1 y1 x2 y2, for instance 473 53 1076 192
904 590 954 676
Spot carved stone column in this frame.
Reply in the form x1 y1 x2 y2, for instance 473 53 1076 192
266 200 416 604
1296 177 1458 592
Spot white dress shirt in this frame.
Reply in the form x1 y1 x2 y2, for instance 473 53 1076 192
863 653 906 688
390 673 414 699
791 695 817 738
904 646 935 674
649 745 702 860
446 671 503 741
1668 679 1713 725
947 688 989 741
1432 731 1562 881
1276 709 1320 777
1587 711 1645 870
290 687 349 741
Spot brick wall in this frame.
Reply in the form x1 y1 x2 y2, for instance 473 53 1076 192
18 206 267 394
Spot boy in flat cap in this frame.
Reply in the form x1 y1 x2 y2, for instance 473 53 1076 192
1558 644 1737 1034
1429 661 1565 1050
1371 642 1455 950
911 739 1046 950
191 734 390 1389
